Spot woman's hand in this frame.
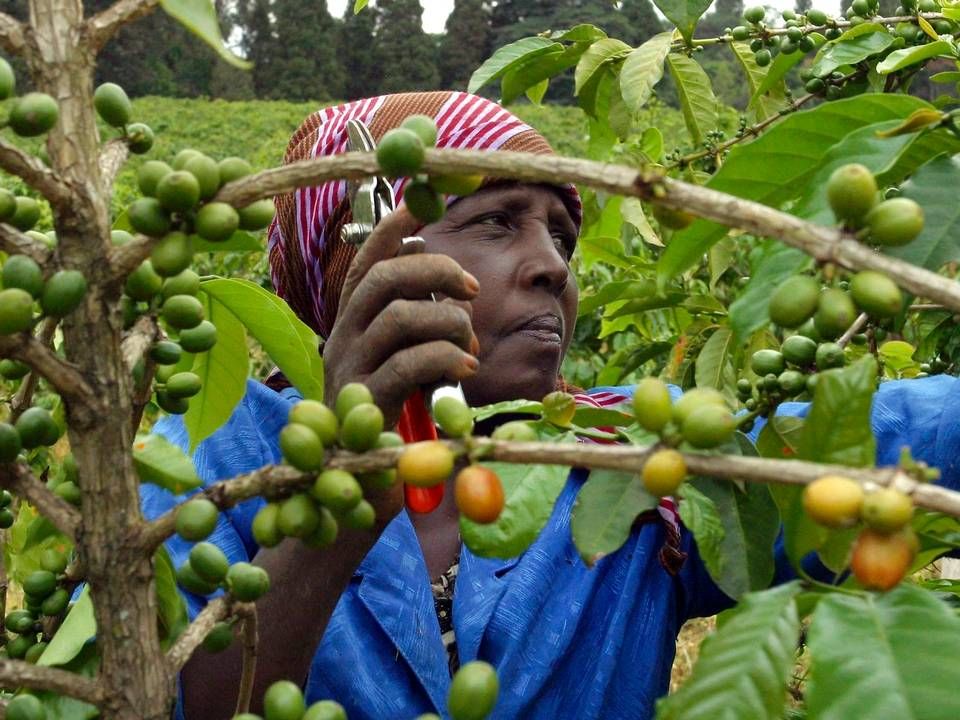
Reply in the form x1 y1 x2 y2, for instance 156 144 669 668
323 206 481 428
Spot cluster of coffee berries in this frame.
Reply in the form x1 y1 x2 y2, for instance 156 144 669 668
0 253 87 336
734 7 826 68
769 271 903 337
0 57 58 140
233 679 347 720
376 114 484 225
1 547 72 665
173 496 271 602
803 475 916 590
827 163 924 246
0 405 62 465
631 378 737 497
93 82 154 154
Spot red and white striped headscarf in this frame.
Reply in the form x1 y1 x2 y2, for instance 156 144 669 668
268 91 582 339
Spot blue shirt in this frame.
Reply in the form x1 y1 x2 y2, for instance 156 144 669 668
146 375 960 720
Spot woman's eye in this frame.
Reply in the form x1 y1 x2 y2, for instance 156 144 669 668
552 232 575 258
474 213 508 227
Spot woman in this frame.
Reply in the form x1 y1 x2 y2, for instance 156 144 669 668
146 91 960 720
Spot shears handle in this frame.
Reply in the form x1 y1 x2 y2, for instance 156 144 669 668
396 389 445 513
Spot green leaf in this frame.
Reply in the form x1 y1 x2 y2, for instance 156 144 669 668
688 476 780 598
678 483 725 581
657 94 931 283
471 398 543 422
159 0 251 69
353 0 368 12
202 277 324 402
571 470 658 566
665 54 718 146
547 24 609 43
132 433 202 494
889 154 960 271
579 280 657 316
730 41 786 122
656 583 801 720
38 586 95 667
811 27 895 78
468 37 560 95
183 292 249 451
571 406 633 429
877 39 956 74
191 230 263 254
695 326 736 394
620 32 674 113
755 416 805 459
652 0 713 41
578 195 624 269
621 198 663 247
155 546 188 648
461 458 571 558
806 585 960 720
575 38 631 95
35 644 99 720
730 241 811 342
799 355 877 467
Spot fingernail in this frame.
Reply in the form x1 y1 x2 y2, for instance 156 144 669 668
470 334 480 357
462 354 479 373
464 272 480 294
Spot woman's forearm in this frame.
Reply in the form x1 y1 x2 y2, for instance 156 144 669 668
179 527 384 719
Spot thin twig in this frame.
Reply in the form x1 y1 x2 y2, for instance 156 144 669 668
0 12 24 56
909 303 946 311
233 606 258 717
0 660 104 704
678 13 949 49
0 137 71 208
84 0 160 53
0 224 51 265
108 233 154 279
99 138 129 198
0 333 99 424
10 317 59 422
0 463 80 541
837 312 869 348
165 596 235 673
121 314 159 374
669 92 819 168
215 149 960 314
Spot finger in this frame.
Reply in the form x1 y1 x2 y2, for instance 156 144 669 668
338 205 422 318
366 341 478 417
341 253 479 332
363 299 475 367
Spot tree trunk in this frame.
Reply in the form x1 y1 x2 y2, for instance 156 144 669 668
26 0 173 717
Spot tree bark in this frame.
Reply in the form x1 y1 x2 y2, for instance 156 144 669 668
25 0 173 717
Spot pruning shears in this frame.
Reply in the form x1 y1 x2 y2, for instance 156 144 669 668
341 119 465 514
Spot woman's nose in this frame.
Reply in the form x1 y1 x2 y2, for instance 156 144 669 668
517 226 569 297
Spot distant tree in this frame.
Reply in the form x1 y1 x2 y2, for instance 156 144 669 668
438 0 493 90
338 1 384 99
795 0 813 14
0 0 218 96
236 0 277 98
698 0 745 36
377 0 441 93
265 0 344 101
621 0 665 45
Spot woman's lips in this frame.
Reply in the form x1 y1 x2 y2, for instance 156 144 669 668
514 314 562 345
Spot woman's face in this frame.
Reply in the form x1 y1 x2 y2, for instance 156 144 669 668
419 183 579 406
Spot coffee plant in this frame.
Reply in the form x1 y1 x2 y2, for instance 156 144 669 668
0 0 960 718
